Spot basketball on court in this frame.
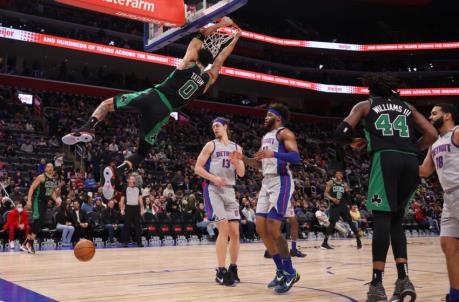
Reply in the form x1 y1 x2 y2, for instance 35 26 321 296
1 0 458 301
74 239 96 262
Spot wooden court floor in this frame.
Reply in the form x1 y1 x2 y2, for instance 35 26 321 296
0 237 448 302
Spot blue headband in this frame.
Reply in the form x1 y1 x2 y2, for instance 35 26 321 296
212 118 228 125
268 109 283 121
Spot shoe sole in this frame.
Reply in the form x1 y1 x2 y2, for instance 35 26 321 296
62 132 93 145
399 290 416 302
320 246 333 250
103 167 115 200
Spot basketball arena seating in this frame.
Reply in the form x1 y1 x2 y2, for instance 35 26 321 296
0 85 444 250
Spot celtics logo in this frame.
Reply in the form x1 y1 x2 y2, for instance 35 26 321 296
371 194 382 206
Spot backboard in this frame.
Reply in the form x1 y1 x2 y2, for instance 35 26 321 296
144 0 247 52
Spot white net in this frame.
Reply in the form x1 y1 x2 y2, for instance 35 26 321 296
202 26 238 58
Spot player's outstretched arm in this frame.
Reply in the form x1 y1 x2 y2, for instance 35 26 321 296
419 147 435 178
408 104 438 151
204 28 242 90
178 17 233 70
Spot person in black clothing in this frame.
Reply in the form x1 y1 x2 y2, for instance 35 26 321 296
102 199 124 243
71 201 92 243
55 203 75 246
120 175 144 247
337 74 437 302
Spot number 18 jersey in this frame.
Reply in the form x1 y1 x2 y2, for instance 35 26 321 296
205 139 239 187
363 96 418 154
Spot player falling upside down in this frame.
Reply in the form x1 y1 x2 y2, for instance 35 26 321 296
336 74 436 302
194 117 245 286
232 103 301 294
62 17 241 199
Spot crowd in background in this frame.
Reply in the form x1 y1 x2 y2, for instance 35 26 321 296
0 86 445 248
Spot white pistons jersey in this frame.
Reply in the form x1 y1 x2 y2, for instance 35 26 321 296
261 127 291 177
431 126 459 193
205 139 238 187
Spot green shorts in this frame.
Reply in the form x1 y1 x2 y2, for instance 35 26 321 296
366 150 419 213
113 88 173 145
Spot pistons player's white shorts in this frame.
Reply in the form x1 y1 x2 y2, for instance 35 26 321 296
441 188 459 238
256 174 295 221
203 183 240 222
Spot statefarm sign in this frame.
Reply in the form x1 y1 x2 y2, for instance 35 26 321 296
55 0 185 26
1 26 459 96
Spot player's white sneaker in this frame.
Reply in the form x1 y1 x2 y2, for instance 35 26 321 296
103 166 115 200
62 129 94 145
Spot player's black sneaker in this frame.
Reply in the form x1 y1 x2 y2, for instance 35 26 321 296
389 277 416 302
102 166 116 200
62 125 94 145
321 241 334 250
290 249 306 257
367 282 388 302
264 250 272 258
267 269 285 288
357 237 363 250
228 264 240 283
274 270 300 294
215 268 235 286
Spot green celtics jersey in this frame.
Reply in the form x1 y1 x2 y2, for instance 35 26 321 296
362 96 418 154
156 64 210 110
330 178 346 201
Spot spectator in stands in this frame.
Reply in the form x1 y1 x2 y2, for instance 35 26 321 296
240 198 256 240
80 195 93 214
350 204 366 231
71 200 92 242
3 142 16 157
55 201 75 246
37 137 47 146
194 202 216 240
152 198 164 214
102 199 123 243
108 140 119 152
2 201 29 250
20 138 34 153
182 194 197 215
84 173 98 192
143 197 153 214
163 183 175 199
37 158 46 173
93 197 105 213
25 121 34 132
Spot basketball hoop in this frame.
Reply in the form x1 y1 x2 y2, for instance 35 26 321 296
203 23 240 58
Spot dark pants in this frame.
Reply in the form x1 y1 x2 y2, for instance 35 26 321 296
325 203 359 238
123 205 142 244
240 221 255 239
73 225 93 243
105 224 124 242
